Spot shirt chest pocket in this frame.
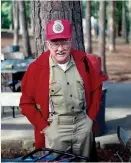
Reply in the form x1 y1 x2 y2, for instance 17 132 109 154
49 83 64 105
76 80 85 101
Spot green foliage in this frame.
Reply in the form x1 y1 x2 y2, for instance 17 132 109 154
82 0 86 18
1 1 31 29
82 0 130 37
82 0 100 19
115 1 130 36
115 1 122 34
91 0 99 19
125 1 130 36
1 1 11 29
25 1 31 25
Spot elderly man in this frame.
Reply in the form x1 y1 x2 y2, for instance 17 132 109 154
19 19 102 160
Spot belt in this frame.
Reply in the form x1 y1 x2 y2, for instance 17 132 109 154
56 112 87 125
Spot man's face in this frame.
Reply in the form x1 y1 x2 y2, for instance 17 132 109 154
47 38 72 64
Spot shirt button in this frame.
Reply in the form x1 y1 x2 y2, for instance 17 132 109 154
67 82 69 85
72 107 74 109
70 94 72 97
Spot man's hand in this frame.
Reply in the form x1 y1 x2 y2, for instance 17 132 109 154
40 126 50 134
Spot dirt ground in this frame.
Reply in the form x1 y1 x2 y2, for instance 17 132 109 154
1 31 131 83
92 38 131 83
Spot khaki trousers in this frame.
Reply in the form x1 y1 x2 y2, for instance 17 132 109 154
44 112 93 159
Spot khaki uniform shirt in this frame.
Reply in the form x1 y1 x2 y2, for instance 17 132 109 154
49 55 87 117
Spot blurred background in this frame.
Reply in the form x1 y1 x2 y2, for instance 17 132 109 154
1 0 131 83
1 0 131 82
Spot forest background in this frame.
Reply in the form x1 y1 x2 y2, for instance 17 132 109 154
1 0 131 82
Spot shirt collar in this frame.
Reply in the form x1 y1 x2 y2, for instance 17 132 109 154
49 54 57 67
69 55 75 65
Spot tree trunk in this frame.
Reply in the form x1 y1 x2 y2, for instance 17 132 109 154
10 1 14 30
122 1 128 43
30 1 36 55
85 1 92 53
19 9 22 35
108 1 116 52
19 1 32 57
99 1 107 74
115 24 119 38
129 0 131 43
31 1 85 57
30 1 34 35
12 1 19 45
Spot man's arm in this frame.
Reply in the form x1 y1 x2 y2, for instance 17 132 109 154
19 64 48 131
88 85 102 120
87 58 102 121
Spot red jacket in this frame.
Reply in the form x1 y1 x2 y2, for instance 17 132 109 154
19 49 102 149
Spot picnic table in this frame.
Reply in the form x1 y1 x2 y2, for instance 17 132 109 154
1 58 34 117
1 58 34 91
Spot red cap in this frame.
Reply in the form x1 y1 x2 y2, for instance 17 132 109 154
46 19 72 40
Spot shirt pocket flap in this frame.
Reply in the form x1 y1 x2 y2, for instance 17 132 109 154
50 83 61 95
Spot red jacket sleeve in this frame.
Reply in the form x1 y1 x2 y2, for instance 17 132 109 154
87 58 102 121
19 64 48 131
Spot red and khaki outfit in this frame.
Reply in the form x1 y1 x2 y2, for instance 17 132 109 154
19 49 102 157
45 55 93 157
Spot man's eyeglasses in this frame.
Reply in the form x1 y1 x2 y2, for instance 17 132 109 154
48 39 71 50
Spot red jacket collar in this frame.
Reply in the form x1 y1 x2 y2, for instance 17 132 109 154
34 50 50 67
71 49 86 61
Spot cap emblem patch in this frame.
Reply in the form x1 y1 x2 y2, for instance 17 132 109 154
53 20 64 33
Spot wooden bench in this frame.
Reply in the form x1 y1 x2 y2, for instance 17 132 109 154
0 92 22 118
